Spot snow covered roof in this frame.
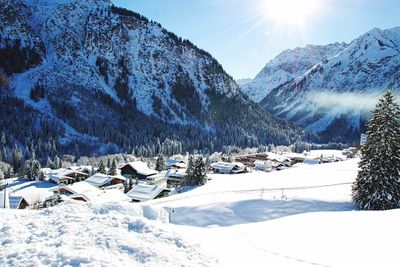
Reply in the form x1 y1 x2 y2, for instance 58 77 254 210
122 162 158 177
58 182 101 201
166 159 187 169
211 162 245 171
267 152 291 162
9 196 26 209
254 160 272 165
6 180 57 206
166 169 187 179
0 191 10 208
127 184 167 202
100 189 131 203
50 170 88 182
68 165 92 171
85 173 126 187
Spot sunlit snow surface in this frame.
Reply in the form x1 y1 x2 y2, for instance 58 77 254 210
1 158 399 266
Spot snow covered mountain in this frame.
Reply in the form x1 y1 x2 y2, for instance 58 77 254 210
240 43 347 102
0 0 310 157
244 27 400 142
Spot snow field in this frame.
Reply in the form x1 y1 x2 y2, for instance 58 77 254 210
0 201 216 266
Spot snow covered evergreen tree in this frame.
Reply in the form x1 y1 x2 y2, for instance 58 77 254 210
12 144 23 174
109 159 117 175
193 156 208 186
186 155 195 184
352 91 400 210
98 160 106 174
25 158 41 181
53 155 61 169
155 155 166 172
186 155 207 186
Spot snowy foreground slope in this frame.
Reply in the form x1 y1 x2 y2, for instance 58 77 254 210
1 159 400 266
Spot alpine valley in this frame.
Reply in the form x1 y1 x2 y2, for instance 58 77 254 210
0 0 313 158
241 27 400 142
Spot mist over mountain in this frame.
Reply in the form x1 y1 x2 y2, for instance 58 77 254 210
242 27 400 142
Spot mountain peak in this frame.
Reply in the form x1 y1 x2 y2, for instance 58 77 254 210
241 41 347 102
253 26 400 142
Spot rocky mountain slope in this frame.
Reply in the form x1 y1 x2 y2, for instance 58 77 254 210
240 43 347 102
244 27 400 142
0 0 311 158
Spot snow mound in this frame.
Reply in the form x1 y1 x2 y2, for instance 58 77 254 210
0 202 216 266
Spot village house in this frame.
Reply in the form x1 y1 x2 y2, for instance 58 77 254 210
127 184 171 202
235 153 269 166
85 173 126 189
56 181 101 202
49 169 89 185
166 159 187 170
253 160 273 172
120 161 158 180
165 169 187 188
210 162 247 174
1 191 29 209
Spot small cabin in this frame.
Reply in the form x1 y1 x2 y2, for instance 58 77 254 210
50 170 89 185
56 182 101 202
210 162 247 174
120 162 158 180
166 169 187 187
85 173 126 189
166 159 187 170
127 184 170 202
254 160 273 172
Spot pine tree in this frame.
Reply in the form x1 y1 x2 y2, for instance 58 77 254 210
12 144 23 174
46 157 54 169
98 160 106 174
53 155 61 169
109 159 117 175
193 156 208 186
186 155 195 184
107 158 111 169
352 91 400 210
25 158 41 181
155 154 166 172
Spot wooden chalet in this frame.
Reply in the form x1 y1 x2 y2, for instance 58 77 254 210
165 169 187 187
127 184 170 202
85 173 126 189
57 182 101 202
166 159 187 170
120 161 158 180
50 170 89 185
210 162 247 174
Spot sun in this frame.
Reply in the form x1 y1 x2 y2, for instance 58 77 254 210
263 0 321 26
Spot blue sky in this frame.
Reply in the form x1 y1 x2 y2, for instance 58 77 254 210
113 0 400 79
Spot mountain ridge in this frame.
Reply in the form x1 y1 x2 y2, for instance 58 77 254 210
0 0 312 158
243 26 400 142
